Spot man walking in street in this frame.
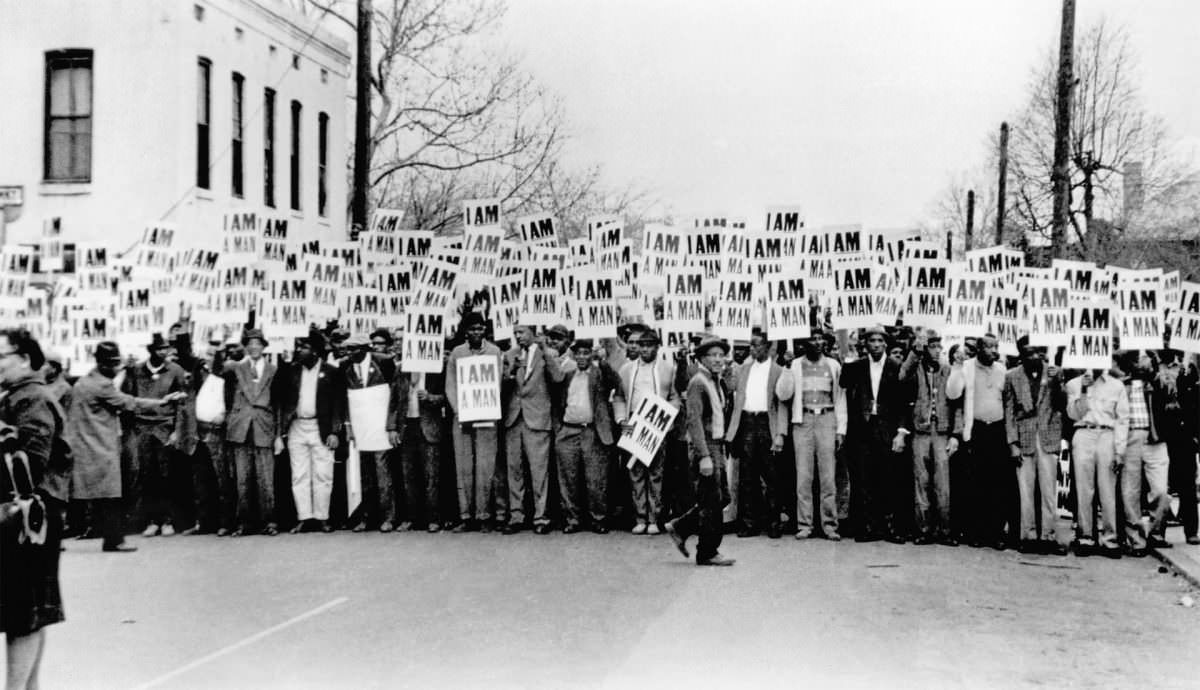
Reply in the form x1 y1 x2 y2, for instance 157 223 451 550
445 313 504 532
501 324 564 534
1116 350 1172 556
66 342 186 552
777 328 846 541
554 339 620 534
1065 361 1130 557
224 328 281 536
1003 335 1067 555
1152 349 1199 546
725 331 787 538
277 333 344 534
122 333 191 537
666 337 735 566
947 333 1012 549
899 330 957 546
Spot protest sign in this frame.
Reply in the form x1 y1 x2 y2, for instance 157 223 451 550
1163 270 1182 318
874 268 901 326
397 229 433 260
68 310 109 377
617 392 680 467
116 281 153 350
1115 277 1164 350
455 355 503 423
1063 301 1114 370
402 307 447 373
661 268 705 347
687 226 723 281
722 230 749 278
945 268 990 339
572 271 618 339
488 274 523 342
261 275 309 339
518 213 558 248
347 385 392 452
520 260 560 327
1027 279 1071 347
412 259 459 311
712 277 755 341
985 286 1025 356
463 198 501 228
223 211 260 255
342 289 381 337
747 231 798 282
903 260 948 331
40 218 64 273
830 261 877 330
764 206 804 233
259 216 289 263
305 255 341 323
765 276 810 340
568 237 592 266
640 224 683 283
1169 283 1200 354
1053 259 1110 300
966 246 1023 286
460 225 504 292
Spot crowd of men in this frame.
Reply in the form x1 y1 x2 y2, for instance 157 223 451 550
35 311 1200 566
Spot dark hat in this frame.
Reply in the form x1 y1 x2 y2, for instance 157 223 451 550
94 341 122 364
344 334 370 349
546 324 571 339
694 337 730 357
618 323 648 341
925 330 943 344
148 333 169 351
862 326 887 339
635 329 661 345
241 328 267 346
370 327 393 345
461 311 487 329
732 339 751 348
329 327 350 342
570 338 595 352
297 330 327 353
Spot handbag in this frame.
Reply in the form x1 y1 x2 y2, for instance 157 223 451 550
2 450 47 546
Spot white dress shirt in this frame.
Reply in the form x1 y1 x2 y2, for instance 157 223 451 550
869 355 885 414
743 358 771 413
407 373 424 419
298 363 320 418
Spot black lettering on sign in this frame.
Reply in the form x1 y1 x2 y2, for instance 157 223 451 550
912 266 946 289
831 232 861 254
690 233 721 256
953 279 986 302
668 273 703 295
1074 307 1110 330
224 212 257 232
465 202 500 227
765 211 802 232
650 232 680 255
723 281 753 302
411 313 444 335
840 268 871 291
582 280 613 301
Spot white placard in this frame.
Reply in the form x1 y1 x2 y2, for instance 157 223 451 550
347 385 392 452
401 307 447 373
1116 279 1164 350
455 355 502 423
1063 301 1114 370
830 261 878 331
764 275 810 340
617 393 680 467
1027 279 1071 348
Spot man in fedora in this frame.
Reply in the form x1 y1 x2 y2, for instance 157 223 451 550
341 333 397 532
666 337 735 566
121 333 191 538
66 342 187 552
277 331 345 533
224 328 281 536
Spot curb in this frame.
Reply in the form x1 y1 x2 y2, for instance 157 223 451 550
1150 547 1200 590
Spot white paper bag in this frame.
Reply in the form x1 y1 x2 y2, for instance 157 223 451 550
194 373 226 424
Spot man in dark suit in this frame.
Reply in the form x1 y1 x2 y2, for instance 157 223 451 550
388 349 450 532
725 331 787 538
277 332 345 533
553 339 620 534
839 326 907 542
341 334 397 532
501 324 565 534
1003 335 1067 554
224 328 281 536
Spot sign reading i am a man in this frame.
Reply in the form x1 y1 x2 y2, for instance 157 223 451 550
455 354 502 423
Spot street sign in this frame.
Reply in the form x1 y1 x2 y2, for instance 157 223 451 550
0 186 24 207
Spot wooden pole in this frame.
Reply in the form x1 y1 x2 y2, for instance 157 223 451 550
965 190 975 252
351 0 372 240
1050 0 1076 259
996 122 1009 245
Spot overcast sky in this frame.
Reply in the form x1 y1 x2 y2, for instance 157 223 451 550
493 1 1200 228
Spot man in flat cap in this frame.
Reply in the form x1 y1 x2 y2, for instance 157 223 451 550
667 337 735 566
553 339 620 533
66 342 187 551
445 312 505 531
122 333 191 538
898 329 957 545
340 333 398 532
224 328 281 536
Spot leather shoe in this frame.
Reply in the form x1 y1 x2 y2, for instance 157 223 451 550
856 533 882 543
737 528 760 538
141 524 160 538
351 522 366 533
501 523 520 535
697 555 736 566
913 535 935 546
1047 542 1069 556
379 521 395 533
631 523 647 535
262 523 279 536
479 521 494 534
289 522 305 535
1124 546 1148 558
825 531 842 542
767 524 782 539
180 525 202 536
427 523 442 533
321 521 335 533
103 543 138 553
937 535 958 547
885 533 907 545
563 524 580 535
1188 535 1200 546
665 520 690 559
230 527 245 538
1148 535 1173 549
216 528 230 537
533 524 551 535
592 525 610 535
451 521 472 533
1099 546 1122 559
160 523 176 537
397 521 413 532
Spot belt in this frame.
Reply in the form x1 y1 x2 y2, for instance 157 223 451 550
1077 424 1113 430
804 406 833 415
295 416 317 421
562 421 593 429
742 411 769 419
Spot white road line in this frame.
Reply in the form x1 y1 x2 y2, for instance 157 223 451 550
130 596 349 690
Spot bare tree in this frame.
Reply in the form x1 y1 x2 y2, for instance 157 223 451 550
1005 18 1190 258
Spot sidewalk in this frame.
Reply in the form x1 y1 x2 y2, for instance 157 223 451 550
1150 525 1200 589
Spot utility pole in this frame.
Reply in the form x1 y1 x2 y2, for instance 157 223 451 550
996 122 1009 245
945 230 952 261
965 189 975 252
351 0 372 240
1050 0 1076 259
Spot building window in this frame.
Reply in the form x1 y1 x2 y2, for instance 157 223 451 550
196 57 211 189
263 88 275 208
290 100 301 211
317 112 329 217
231 73 244 198
44 49 93 182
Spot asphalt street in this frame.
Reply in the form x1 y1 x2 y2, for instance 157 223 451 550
27 530 1200 690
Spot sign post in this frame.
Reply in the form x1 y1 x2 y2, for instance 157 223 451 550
0 186 26 247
